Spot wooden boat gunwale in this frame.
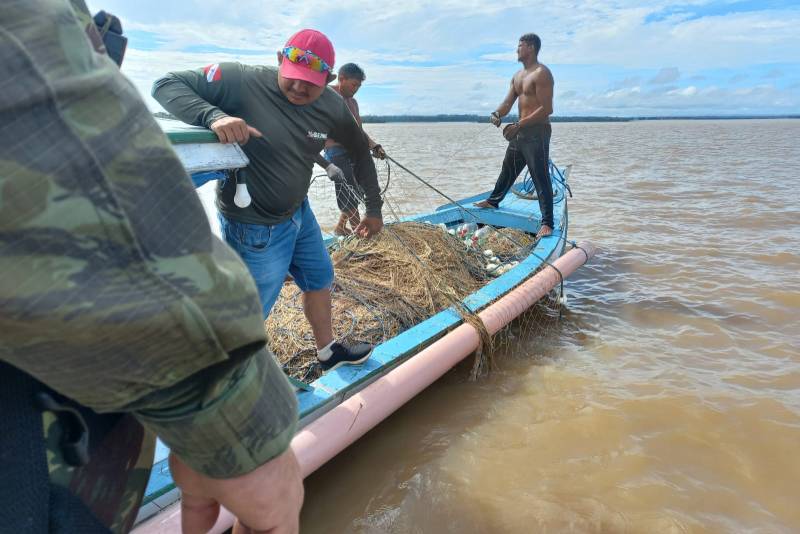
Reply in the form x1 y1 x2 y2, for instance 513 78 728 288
138 122 570 521
297 202 568 424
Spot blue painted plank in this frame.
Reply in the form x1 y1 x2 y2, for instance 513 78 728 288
190 170 226 188
143 166 571 505
143 458 173 503
294 177 569 419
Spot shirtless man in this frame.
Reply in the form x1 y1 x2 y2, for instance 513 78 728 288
475 33 555 238
317 63 385 235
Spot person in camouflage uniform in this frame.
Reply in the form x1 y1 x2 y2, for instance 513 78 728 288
0 1 302 532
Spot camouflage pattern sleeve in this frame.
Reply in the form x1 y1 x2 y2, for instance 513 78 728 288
152 62 244 128
0 0 297 477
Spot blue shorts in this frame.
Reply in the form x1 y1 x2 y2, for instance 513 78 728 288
219 199 334 318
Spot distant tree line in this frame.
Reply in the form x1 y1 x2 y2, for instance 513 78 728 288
360 114 633 123
153 110 798 124
360 114 799 124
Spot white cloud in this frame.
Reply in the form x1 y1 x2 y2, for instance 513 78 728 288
666 85 697 96
565 82 798 115
121 48 277 111
93 0 800 115
556 9 800 69
480 52 515 62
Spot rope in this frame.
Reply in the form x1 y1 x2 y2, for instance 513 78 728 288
569 240 590 264
379 158 391 195
511 161 567 204
384 154 532 252
290 125 567 381
543 261 565 319
376 152 551 378
380 147 577 364
378 150 573 320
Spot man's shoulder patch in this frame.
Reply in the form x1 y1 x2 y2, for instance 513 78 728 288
203 64 222 83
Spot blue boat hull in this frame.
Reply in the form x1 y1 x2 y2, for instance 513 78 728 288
138 163 570 520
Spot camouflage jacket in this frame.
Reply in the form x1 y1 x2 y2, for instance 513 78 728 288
0 0 297 479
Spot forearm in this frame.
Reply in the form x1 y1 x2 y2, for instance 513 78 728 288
2 0 296 481
337 112 383 216
494 101 514 118
353 148 382 217
314 153 331 168
365 133 379 150
518 105 553 127
134 346 298 478
152 73 228 128
2 312 297 479
353 108 378 149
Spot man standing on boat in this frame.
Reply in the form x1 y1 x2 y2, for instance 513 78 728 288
2 2 302 532
475 33 555 239
153 30 383 371
320 63 386 236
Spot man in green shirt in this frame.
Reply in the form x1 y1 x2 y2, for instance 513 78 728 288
1 1 302 532
153 29 383 371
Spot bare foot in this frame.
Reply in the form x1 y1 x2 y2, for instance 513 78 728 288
536 225 553 239
474 200 495 209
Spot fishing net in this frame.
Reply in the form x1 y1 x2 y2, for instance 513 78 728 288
267 158 547 382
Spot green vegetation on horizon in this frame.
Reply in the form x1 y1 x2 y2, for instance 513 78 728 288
359 114 631 123
153 111 799 125
360 114 800 124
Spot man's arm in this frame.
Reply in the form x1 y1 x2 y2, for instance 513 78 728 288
3 53 296 481
152 63 261 144
1 4 301 530
518 69 554 127
315 152 347 181
171 446 303 533
494 78 519 119
314 153 331 168
347 98 384 157
349 99 378 149
331 102 383 228
365 131 383 155
152 63 242 128
364 128 386 159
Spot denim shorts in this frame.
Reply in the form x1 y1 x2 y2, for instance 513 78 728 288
219 198 334 318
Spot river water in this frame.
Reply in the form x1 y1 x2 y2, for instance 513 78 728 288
281 120 800 533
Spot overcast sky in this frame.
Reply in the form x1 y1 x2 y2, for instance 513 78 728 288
88 0 800 116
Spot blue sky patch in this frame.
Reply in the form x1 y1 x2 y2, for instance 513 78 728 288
645 0 800 24
90 0 800 116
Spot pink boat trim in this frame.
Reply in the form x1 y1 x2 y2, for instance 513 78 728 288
134 242 596 533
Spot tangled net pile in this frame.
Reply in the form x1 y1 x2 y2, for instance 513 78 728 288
484 229 535 257
266 221 536 382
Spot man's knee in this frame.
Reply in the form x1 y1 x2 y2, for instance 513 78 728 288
296 258 334 293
